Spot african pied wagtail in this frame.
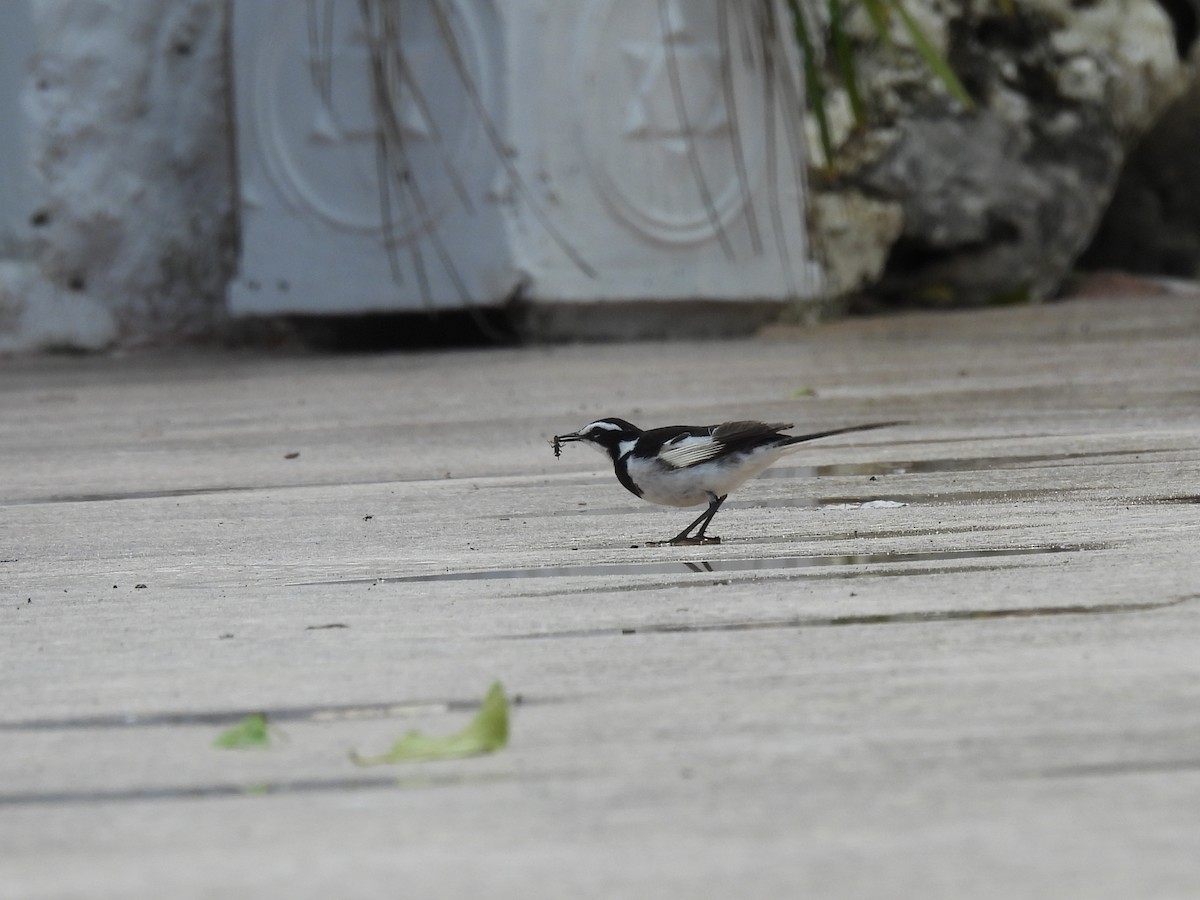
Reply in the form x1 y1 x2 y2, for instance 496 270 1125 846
553 418 898 545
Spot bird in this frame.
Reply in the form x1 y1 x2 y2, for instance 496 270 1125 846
553 418 898 546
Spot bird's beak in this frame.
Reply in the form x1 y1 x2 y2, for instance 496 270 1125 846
551 431 584 458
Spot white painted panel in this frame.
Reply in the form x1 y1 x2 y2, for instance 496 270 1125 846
229 0 817 318
229 0 514 315
509 0 819 302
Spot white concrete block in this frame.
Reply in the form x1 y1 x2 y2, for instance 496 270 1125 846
229 0 818 322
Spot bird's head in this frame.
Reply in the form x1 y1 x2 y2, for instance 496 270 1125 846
553 417 641 460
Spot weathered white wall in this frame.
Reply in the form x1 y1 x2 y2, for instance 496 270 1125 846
0 5 40 257
0 0 233 352
1 0 816 351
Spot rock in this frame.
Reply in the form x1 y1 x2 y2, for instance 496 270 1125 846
859 109 1122 305
1081 68 1200 278
808 0 1187 305
809 191 904 299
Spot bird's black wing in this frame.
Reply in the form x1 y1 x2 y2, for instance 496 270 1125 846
639 420 900 469
649 421 792 469
633 424 706 454
710 421 793 449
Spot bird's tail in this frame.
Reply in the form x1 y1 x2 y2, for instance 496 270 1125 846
781 421 903 447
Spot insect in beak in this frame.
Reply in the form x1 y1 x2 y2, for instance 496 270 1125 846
551 432 582 457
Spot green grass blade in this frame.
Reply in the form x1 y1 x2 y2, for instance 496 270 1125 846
860 0 894 43
785 0 835 167
890 0 974 109
830 0 866 125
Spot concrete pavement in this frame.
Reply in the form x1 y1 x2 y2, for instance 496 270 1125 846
2 291 1200 898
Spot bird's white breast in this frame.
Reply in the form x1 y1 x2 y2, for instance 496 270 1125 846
624 445 794 507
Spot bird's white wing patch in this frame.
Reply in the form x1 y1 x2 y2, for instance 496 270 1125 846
656 433 723 468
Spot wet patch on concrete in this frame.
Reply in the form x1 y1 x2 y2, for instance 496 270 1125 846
503 595 1193 641
3 485 268 506
516 485 1089 522
303 545 1093 587
501 563 1060 598
1030 757 1200 779
766 447 1179 480
756 488 1079 508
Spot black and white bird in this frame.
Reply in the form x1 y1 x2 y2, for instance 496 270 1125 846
553 418 897 545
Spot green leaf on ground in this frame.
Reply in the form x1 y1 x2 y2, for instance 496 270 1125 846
213 713 273 749
349 682 509 766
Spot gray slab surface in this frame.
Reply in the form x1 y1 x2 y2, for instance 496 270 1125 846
2 292 1200 899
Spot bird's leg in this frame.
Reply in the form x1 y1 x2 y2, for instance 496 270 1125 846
649 494 727 546
683 495 726 544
